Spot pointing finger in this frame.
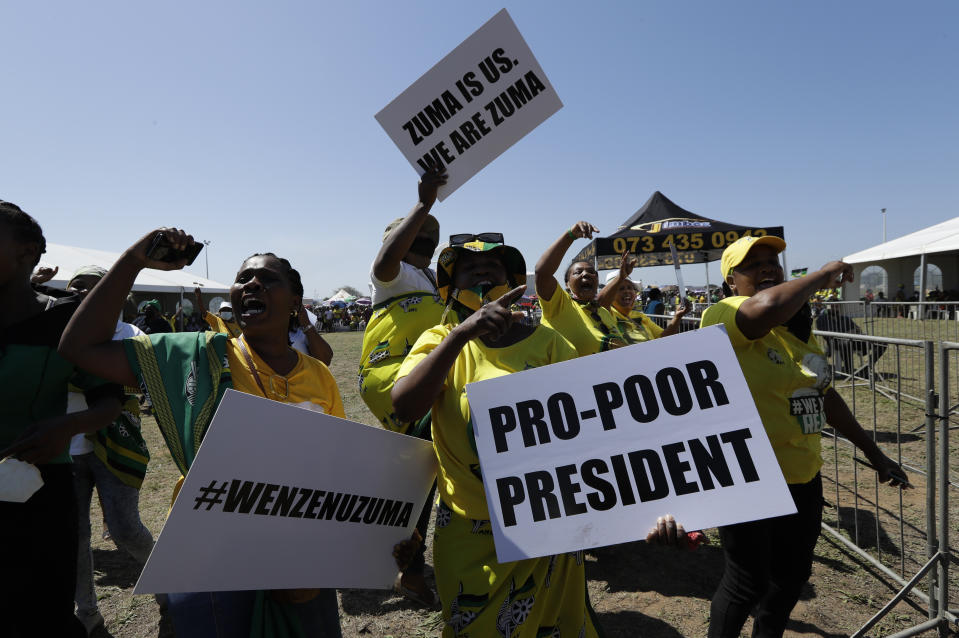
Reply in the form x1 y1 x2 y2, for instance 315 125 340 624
494 285 527 308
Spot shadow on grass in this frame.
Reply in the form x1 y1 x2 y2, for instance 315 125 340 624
875 430 922 444
91 548 143 589
340 564 440 615
784 617 849 638
596 609 688 637
586 539 724 599
89 624 117 638
832 506 902 556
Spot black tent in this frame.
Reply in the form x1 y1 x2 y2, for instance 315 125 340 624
572 191 784 270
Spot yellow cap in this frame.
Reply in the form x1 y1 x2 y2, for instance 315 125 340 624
720 235 787 278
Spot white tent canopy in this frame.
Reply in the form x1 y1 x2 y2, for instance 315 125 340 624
38 243 231 293
842 217 959 301
327 289 357 302
843 217 959 264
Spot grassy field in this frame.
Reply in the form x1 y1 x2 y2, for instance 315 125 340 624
87 330 953 637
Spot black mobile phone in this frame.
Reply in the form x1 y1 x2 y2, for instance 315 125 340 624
146 233 204 266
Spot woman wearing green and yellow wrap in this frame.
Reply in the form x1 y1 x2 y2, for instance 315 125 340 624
701 236 908 638
600 254 688 344
534 221 626 356
59 227 344 638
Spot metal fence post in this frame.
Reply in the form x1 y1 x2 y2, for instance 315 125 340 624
925 340 939 618
937 343 955 636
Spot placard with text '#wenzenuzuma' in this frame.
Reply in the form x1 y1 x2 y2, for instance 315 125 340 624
134 390 437 593
375 8 562 201
465 324 795 563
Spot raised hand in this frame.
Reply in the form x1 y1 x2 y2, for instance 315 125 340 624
818 261 854 288
31 265 58 285
618 250 636 279
569 221 600 240
418 164 449 209
125 228 197 272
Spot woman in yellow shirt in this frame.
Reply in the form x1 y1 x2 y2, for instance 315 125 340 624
601 256 688 343
391 234 687 637
534 221 626 356
59 228 345 638
393 234 605 637
700 236 907 638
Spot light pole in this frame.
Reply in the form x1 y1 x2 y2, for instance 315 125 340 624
203 240 211 278
881 208 886 243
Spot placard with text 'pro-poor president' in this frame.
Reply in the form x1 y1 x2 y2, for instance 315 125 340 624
134 390 437 594
465 325 796 563
375 8 563 200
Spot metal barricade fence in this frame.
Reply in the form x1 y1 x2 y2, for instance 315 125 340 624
645 313 699 333
812 330 956 637
819 301 959 347
551 308 956 633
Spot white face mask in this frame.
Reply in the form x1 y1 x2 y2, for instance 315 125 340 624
220 311 233 321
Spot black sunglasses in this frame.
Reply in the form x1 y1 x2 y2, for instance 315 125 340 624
449 233 504 246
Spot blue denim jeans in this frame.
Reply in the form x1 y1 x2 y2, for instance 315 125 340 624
73 452 155 618
167 588 342 638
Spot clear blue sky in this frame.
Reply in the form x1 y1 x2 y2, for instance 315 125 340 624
3 1 956 298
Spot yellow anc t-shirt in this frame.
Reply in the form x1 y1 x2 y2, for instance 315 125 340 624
358 291 444 432
169 335 345 506
701 296 831 484
226 337 345 417
396 324 577 520
540 281 624 356
612 308 664 344
203 311 242 338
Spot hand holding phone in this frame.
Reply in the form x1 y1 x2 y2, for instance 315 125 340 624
146 233 203 266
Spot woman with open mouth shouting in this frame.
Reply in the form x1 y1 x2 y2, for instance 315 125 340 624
535 221 627 356
700 235 908 638
601 252 689 343
58 228 344 638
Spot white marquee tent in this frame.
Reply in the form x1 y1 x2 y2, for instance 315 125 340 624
842 217 959 301
38 243 230 293
37 243 232 315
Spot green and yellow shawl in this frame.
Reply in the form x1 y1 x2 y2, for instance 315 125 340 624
123 331 312 638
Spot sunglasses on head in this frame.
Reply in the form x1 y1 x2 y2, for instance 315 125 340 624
449 233 504 246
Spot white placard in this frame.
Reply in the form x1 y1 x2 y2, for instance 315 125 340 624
375 8 563 200
465 325 796 563
135 390 437 593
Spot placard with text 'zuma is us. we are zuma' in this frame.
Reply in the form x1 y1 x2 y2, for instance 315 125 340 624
465 325 796 563
375 8 562 201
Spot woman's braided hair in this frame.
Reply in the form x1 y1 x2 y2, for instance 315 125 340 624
1 200 46 266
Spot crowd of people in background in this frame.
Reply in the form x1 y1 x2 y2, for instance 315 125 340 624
1 181 910 638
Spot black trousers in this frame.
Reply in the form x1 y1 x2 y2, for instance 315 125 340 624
709 474 823 638
1 464 86 638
